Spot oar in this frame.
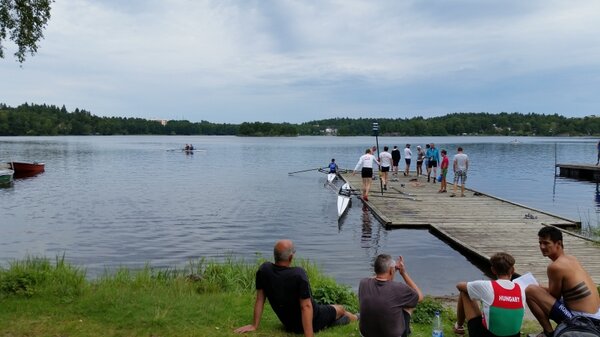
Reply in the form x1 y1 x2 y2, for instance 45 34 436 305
288 167 321 175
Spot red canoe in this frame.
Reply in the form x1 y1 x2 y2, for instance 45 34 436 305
9 161 45 175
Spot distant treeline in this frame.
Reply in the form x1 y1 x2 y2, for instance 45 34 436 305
1 103 600 136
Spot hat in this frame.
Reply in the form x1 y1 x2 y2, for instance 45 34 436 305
417 145 421 148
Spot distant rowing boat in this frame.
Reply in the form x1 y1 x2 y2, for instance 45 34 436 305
166 148 207 152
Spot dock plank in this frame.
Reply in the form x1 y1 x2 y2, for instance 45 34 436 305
339 172 600 286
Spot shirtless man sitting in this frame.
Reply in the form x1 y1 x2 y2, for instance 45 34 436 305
525 226 600 337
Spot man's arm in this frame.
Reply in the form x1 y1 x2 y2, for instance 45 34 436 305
547 263 564 299
234 289 266 333
300 297 314 337
456 281 468 293
397 256 424 302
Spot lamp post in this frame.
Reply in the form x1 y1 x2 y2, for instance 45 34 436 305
372 122 383 195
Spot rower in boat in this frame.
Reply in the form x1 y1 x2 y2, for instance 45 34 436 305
327 158 339 183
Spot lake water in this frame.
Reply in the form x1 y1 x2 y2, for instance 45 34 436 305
1 135 598 295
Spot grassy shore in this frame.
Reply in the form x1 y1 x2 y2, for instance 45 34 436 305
0 256 550 337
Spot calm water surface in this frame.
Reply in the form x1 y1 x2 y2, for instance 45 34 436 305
1 136 598 295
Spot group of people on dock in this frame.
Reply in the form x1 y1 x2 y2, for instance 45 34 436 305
235 226 599 337
352 144 469 200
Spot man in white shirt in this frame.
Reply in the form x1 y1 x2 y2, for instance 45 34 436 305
379 146 393 191
352 148 380 201
403 144 412 176
451 147 469 197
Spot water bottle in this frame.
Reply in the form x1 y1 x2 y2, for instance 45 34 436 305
432 310 443 337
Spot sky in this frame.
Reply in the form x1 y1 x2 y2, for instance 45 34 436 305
1 0 600 123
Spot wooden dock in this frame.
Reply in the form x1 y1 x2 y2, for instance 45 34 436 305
339 172 600 286
556 163 600 181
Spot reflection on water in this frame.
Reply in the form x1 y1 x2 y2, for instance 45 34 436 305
0 136 598 295
360 204 373 248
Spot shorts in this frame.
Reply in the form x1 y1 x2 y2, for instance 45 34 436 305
313 304 339 332
550 299 574 323
416 160 423 166
381 166 390 172
428 160 438 168
392 159 400 166
405 159 411 165
360 309 411 337
441 168 448 177
361 167 373 178
454 170 467 184
467 316 519 337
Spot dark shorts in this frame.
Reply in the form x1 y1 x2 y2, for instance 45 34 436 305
361 167 373 178
550 299 574 323
467 316 519 337
392 159 400 166
313 304 338 332
405 159 411 165
428 160 438 168
441 168 448 177
381 166 390 172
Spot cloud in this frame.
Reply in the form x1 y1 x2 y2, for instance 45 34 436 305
1 0 600 122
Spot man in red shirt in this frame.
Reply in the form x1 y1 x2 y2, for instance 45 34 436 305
438 149 449 193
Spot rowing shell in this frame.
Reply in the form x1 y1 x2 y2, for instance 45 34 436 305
337 183 352 218
327 173 337 183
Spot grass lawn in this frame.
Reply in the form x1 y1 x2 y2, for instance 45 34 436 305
0 256 547 336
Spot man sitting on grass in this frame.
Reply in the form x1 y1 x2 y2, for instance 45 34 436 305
454 252 525 337
234 239 357 337
358 254 423 337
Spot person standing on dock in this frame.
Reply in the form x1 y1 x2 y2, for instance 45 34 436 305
438 149 449 193
403 144 412 176
451 147 469 197
416 145 425 177
391 145 401 177
353 148 380 201
596 140 600 165
234 240 358 336
424 144 431 180
379 146 393 191
427 143 440 183
524 227 600 337
358 254 423 337
453 252 525 337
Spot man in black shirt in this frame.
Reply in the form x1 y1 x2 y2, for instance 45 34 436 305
391 145 401 177
234 240 357 337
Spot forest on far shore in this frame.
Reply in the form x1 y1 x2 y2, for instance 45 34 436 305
1 102 599 137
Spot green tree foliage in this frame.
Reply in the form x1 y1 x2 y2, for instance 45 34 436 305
0 0 54 63
1 103 600 136
238 122 298 136
300 112 600 136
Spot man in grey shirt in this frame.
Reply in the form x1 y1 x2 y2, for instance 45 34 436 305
358 254 423 337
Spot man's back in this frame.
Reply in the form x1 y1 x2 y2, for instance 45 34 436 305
454 153 468 170
358 278 419 337
256 262 313 332
380 151 392 167
550 254 600 314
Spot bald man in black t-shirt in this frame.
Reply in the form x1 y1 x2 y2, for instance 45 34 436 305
235 240 357 337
